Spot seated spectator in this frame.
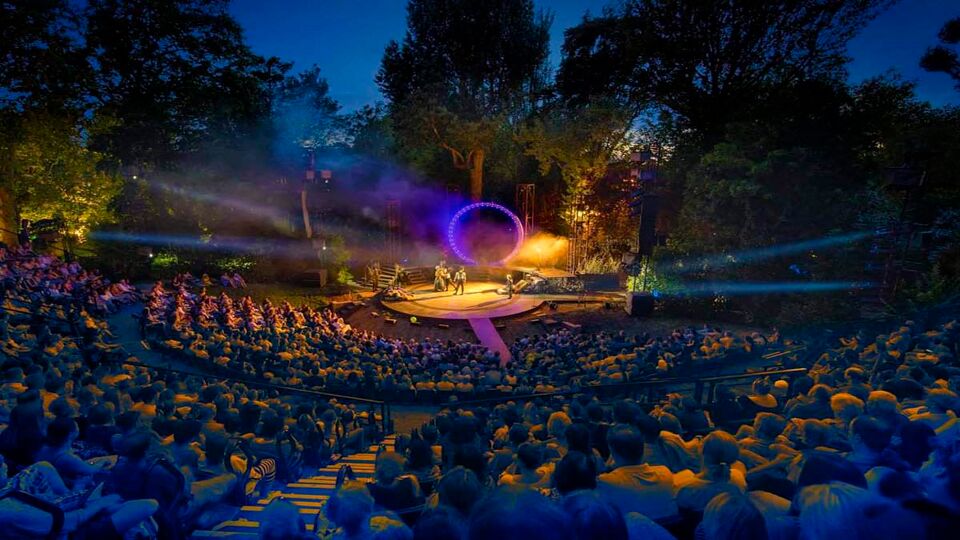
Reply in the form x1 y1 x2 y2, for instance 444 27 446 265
675 431 745 513
699 492 768 540
368 452 424 514
0 455 159 539
325 481 375 540
258 499 307 539
553 451 597 495
35 416 107 488
788 384 833 420
498 443 550 490
795 482 922 539
562 490 628 540
467 487 575 540
596 425 677 520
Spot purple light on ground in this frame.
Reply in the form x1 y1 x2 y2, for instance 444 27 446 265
447 202 524 265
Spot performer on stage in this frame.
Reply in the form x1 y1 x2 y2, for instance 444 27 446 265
393 262 404 287
442 264 451 291
453 267 467 295
506 273 514 299
434 262 444 291
370 261 381 292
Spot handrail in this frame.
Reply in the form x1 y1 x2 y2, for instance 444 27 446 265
448 366 808 408
115 357 387 406
695 366 808 383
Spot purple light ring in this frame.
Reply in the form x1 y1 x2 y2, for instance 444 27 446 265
447 202 525 265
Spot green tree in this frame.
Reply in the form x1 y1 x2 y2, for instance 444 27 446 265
921 16 960 90
558 0 891 146
272 65 342 163
84 0 286 170
377 0 551 200
518 100 636 228
6 113 121 240
0 0 89 113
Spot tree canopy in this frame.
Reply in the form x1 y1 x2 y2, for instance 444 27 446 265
377 0 551 200
558 0 893 145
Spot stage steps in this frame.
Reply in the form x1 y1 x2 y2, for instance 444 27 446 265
189 434 396 539
359 266 428 289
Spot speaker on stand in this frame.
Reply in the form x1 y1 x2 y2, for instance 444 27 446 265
625 291 654 317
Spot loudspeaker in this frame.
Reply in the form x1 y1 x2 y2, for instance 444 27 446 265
638 195 659 256
624 292 654 317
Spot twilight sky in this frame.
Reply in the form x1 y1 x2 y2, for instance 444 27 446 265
229 0 959 112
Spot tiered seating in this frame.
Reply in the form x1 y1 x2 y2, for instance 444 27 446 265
193 435 396 538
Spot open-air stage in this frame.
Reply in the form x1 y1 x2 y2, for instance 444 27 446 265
382 281 544 320
380 274 621 321
374 268 621 364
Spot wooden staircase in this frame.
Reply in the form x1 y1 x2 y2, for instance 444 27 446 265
190 434 396 538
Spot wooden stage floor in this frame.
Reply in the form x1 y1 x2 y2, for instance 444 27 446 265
381 281 544 320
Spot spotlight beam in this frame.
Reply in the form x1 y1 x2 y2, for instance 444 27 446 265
663 280 875 297
665 231 875 274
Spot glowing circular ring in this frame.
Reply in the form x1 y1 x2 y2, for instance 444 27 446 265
447 202 525 265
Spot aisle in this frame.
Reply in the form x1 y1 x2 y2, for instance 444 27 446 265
468 317 511 367
191 434 396 538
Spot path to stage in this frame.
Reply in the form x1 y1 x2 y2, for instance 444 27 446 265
467 318 511 367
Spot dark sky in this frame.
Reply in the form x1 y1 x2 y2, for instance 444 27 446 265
230 0 959 112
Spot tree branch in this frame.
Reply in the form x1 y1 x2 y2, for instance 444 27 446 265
431 121 468 169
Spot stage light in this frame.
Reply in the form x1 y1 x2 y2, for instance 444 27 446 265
447 202 524 265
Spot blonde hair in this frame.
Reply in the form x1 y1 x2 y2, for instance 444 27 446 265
865 390 899 417
547 411 572 439
829 393 864 423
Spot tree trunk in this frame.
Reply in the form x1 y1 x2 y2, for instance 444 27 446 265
0 187 18 246
469 149 484 202
301 188 312 238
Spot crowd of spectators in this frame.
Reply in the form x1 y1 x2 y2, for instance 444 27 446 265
142 281 779 403
0 249 380 539
2 247 959 539
292 317 960 540
0 245 139 315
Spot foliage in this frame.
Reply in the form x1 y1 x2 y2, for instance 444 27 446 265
272 65 343 163
518 100 636 223
84 0 287 169
921 17 960 91
6 113 121 239
558 0 892 145
0 0 89 113
377 0 551 199
336 267 354 285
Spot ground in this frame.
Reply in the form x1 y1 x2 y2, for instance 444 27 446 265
340 295 766 346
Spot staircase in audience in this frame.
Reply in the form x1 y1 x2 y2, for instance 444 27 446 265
190 434 396 538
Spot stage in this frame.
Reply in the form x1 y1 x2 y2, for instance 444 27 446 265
381 281 544 320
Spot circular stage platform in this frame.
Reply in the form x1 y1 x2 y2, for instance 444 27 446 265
382 281 543 320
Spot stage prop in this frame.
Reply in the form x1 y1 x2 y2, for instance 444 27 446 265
447 202 525 265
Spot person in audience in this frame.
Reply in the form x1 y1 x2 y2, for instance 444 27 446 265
258 498 307 540
562 490 629 540
35 416 107 488
498 443 550 490
596 424 677 520
367 452 425 515
699 492 768 540
675 431 746 512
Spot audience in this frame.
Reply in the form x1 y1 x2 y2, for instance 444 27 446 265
1 246 959 539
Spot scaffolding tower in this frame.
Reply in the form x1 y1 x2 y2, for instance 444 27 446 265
385 199 402 263
515 183 535 232
567 192 590 273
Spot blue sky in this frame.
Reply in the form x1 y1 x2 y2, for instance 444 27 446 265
230 0 959 112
